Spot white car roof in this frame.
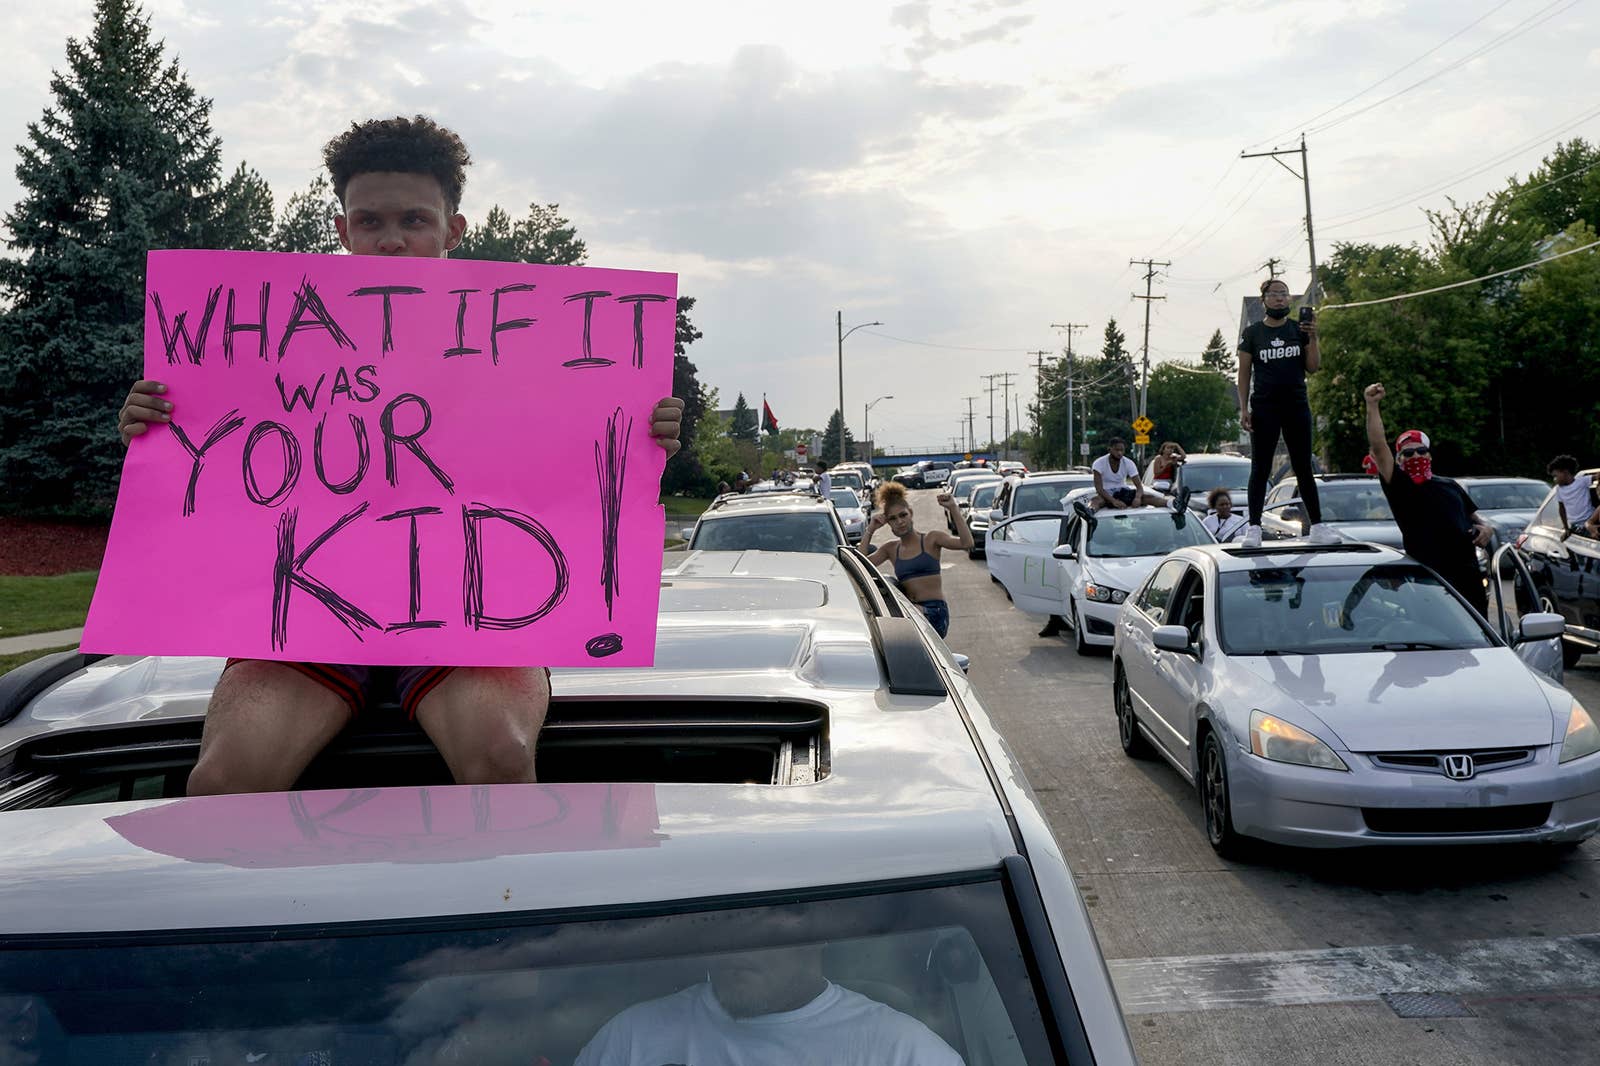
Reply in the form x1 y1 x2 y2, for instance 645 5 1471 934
1179 541 1408 574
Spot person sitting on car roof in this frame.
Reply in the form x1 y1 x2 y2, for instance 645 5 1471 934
1089 437 1167 511
1548 454 1600 539
574 943 962 1066
116 116 683 796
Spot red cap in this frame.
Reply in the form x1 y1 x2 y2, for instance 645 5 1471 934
1394 429 1430 452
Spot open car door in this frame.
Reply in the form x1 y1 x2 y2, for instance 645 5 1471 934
985 511 1071 617
1486 543 1564 684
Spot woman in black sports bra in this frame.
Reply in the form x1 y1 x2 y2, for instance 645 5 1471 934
858 481 972 638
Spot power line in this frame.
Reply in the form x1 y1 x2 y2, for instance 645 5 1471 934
1321 236 1599 310
857 329 1041 353
1164 167 1274 261
1308 0 1581 138
1151 158 1242 255
1244 0 1520 152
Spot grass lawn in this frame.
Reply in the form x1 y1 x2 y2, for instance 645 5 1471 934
0 644 78 676
661 495 715 516
0 571 98 638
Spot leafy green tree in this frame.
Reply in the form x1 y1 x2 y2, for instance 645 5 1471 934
1504 138 1600 239
271 173 340 254
0 0 260 516
820 409 857 467
1200 329 1235 374
1145 362 1238 451
661 296 711 495
729 393 759 444
455 202 588 266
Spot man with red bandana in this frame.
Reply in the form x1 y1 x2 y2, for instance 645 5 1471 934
1364 383 1493 616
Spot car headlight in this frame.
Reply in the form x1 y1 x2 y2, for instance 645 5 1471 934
1083 582 1127 604
1560 699 1600 764
1249 710 1348 771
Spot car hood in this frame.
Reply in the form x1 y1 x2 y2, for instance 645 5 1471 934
1232 648 1559 751
1080 555 1162 592
1328 521 1404 547
1483 509 1536 534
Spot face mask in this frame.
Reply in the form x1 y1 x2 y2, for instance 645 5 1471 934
1402 452 1432 484
1263 304 1290 320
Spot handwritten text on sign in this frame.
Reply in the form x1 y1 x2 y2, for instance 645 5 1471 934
82 250 676 667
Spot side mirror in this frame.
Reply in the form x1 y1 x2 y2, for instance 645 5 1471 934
1517 612 1566 643
1051 544 1077 560
952 653 971 675
679 528 694 542
988 508 1004 523
1152 625 1195 654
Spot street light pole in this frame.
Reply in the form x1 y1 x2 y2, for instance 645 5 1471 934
837 311 882 466
865 394 893 463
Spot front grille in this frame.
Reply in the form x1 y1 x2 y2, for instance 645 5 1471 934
1362 803 1551 835
1369 749 1533 776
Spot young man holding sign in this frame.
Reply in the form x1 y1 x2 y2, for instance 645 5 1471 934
116 116 684 795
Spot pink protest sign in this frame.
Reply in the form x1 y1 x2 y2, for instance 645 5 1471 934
81 250 676 666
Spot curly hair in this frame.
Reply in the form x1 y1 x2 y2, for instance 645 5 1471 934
323 115 472 213
1206 487 1233 509
875 481 909 513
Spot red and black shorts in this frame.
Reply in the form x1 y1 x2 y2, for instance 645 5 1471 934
222 661 454 720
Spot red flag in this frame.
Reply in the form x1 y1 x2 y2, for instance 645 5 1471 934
762 399 779 433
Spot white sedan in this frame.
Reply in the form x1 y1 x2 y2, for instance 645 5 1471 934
987 502 1214 654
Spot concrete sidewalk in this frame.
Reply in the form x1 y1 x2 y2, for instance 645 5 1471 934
0 628 82 656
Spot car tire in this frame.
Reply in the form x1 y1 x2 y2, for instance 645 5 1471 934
1199 730 1248 860
1072 600 1090 656
1562 639 1585 670
1113 667 1152 759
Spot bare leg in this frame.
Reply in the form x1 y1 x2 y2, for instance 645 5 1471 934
416 666 549 784
187 662 350 795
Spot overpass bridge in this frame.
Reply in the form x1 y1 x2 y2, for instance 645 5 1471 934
865 451 1004 470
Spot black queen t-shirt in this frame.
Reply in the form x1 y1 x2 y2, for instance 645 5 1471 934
1238 318 1310 398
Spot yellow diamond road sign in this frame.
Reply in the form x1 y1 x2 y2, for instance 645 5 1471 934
1132 416 1154 433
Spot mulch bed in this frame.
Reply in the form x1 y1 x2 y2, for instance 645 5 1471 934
0 518 110 576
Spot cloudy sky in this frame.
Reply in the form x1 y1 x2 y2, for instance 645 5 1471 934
4 0 1595 452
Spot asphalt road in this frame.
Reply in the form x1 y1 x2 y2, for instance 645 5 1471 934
900 489 1600 1066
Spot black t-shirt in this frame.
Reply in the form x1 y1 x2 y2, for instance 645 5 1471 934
1238 318 1309 398
1380 472 1480 587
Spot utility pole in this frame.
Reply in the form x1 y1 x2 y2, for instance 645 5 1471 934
994 371 1017 460
1026 350 1052 439
1051 322 1088 463
963 395 978 453
1241 133 1320 304
982 374 999 451
1129 258 1169 426
1261 257 1284 279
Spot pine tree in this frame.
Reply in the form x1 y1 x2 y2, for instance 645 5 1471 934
271 173 341 254
661 296 710 495
730 393 760 443
455 202 588 265
821 409 857 467
1200 328 1236 374
0 0 256 515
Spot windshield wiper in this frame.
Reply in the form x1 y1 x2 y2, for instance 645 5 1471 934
1369 641 1456 651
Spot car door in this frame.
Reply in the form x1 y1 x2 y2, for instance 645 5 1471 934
1120 560 1191 767
1486 543 1563 683
987 512 1070 616
1146 568 1209 767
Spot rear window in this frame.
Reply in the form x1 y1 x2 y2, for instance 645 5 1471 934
1012 480 1089 514
0 878 1060 1065
692 513 840 553
1463 481 1546 510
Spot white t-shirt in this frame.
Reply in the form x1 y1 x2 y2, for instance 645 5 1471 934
574 981 963 1066
1556 478 1595 525
1092 454 1139 493
1203 513 1247 541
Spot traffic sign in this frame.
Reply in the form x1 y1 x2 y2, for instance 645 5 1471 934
1079 443 1090 455
796 444 807 456
1134 433 1151 445
1132 415 1154 434
964 452 972 461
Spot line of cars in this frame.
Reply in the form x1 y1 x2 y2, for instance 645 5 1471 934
965 458 1600 856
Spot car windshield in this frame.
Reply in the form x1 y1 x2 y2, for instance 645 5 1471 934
971 484 1000 509
1217 563 1495 655
1014 479 1091 513
829 490 860 509
0 878 1057 1065
1086 512 1212 558
830 472 863 491
1465 481 1547 510
1183 461 1249 494
1314 481 1395 522
693 513 839 553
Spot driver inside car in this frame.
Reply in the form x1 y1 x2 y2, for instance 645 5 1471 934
573 944 964 1066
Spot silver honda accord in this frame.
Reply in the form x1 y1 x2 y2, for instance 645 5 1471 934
1111 541 1600 854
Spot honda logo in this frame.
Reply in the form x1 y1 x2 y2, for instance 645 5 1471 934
1443 754 1476 780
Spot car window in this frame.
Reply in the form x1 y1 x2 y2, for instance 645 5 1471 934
831 472 863 491
1086 512 1212 558
998 514 1067 544
1216 563 1496 655
1181 461 1249 495
971 484 1000 509
1315 482 1395 522
0 879 1057 1066
1167 570 1207 642
1464 481 1546 510
693 513 840 553
829 490 859 508
1137 560 1188 623
1266 482 1290 506
1013 480 1089 514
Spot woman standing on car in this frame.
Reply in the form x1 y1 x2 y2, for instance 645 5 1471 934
859 482 972 639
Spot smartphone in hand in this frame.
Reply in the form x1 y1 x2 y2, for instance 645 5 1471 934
1298 305 1315 325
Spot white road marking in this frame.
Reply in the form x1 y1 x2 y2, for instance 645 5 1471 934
1109 933 1600 1015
